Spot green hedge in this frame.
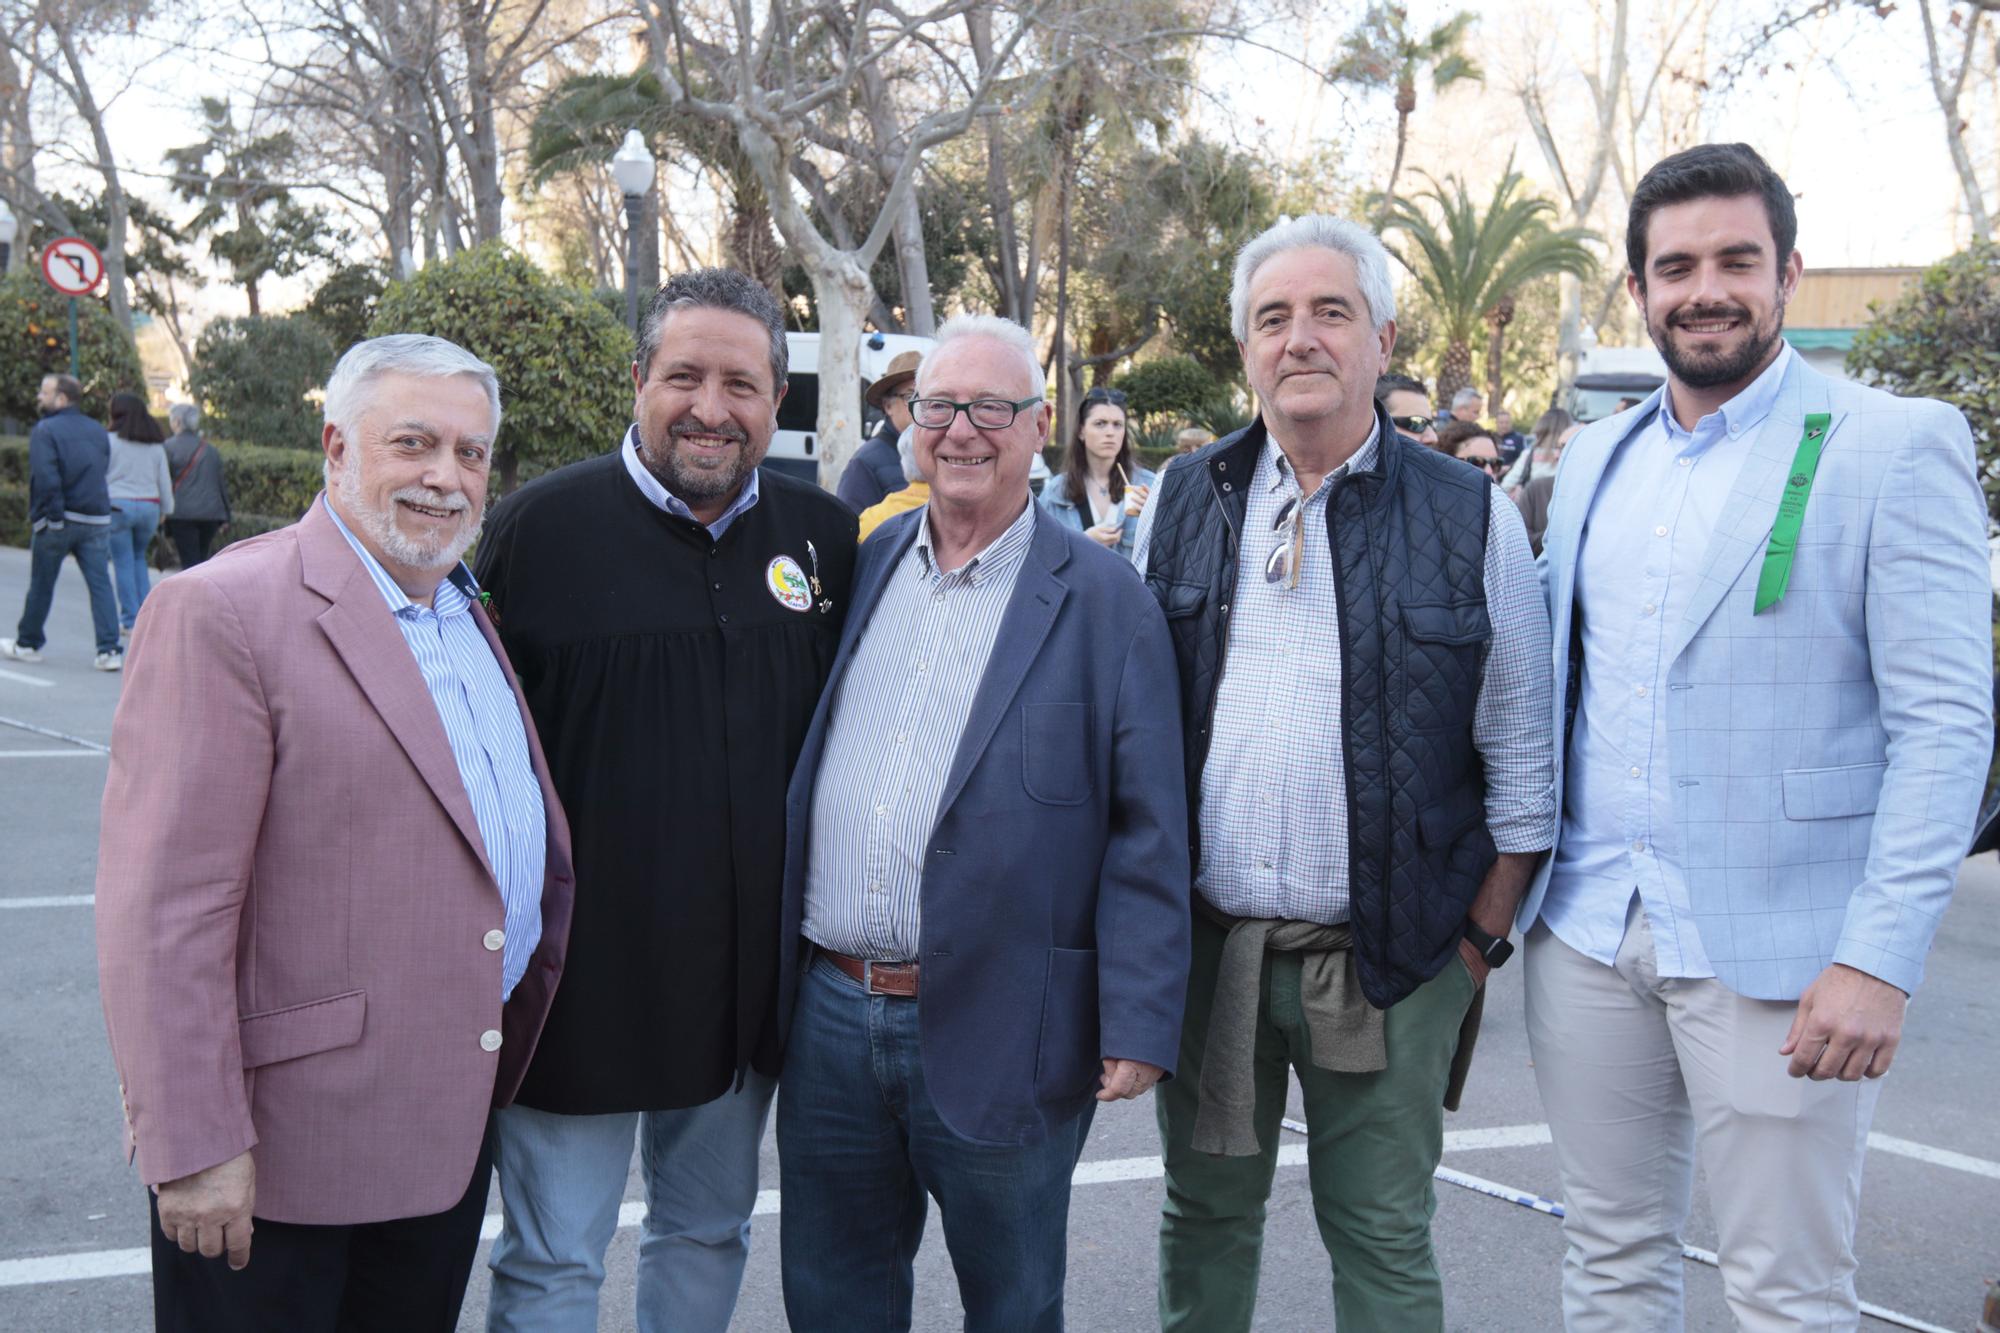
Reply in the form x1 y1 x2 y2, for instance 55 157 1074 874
0 435 323 555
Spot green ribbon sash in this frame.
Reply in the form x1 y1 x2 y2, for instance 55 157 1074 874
1753 412 1833 614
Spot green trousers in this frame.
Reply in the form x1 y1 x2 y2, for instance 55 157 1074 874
1157 911 1477 1332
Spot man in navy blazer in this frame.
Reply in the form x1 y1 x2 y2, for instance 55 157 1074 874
775 313 1190 1332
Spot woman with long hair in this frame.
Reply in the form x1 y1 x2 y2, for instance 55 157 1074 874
1038 387 1154 560
1501 406 1573 494
103 391 175 635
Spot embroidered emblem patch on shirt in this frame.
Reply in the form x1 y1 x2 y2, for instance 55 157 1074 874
766 555 813 612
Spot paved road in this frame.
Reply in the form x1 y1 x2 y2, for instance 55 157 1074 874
1 542 1995 1331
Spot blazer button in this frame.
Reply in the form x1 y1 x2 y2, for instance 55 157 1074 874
480 1029 503 1052
483 929 506 951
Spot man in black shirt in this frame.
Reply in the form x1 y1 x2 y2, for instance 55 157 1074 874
475 269 857 1333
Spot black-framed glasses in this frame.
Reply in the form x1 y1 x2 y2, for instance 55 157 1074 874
1265 493 1304 590
909 396 1043 430
1391 414 1433 436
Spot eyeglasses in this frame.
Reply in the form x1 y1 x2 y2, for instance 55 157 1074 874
1391 415 1433 435
1465 456 1506 474
909 396 1043 430
1265 493 1304 590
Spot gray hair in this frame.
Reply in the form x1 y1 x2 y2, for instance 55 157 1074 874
1451 386 1484 409
897 425 924 483
1230 214 1396 340
636 268 788 392
167 402 200 433
323 334 502 440
919 313 1048 398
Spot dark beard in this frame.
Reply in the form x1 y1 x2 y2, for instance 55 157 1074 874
638 420 759 504
1649 299 1787 390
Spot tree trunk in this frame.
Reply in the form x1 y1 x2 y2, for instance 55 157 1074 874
456 0 505 242
1437 339 1473 405
892 187 936 335
1918 0 1993 242
246 278 262 318
805 257 873 488
1374 97 1412 231
53 19 132 333
1484 295 1514 416
1052 131 1075 451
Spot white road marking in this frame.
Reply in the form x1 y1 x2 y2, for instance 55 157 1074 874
0 667 53 688
0 895 94 909
0 748 106 758
8 1121 1995 1292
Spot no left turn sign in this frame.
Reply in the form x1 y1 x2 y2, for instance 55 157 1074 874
41 236 106 297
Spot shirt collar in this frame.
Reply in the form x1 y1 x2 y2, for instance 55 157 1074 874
1659 340 1795 450
1263 417 1381 495
621 425 762 532
916 495 1038 583
320 493 472 619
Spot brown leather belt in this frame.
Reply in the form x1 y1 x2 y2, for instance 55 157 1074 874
817 946 920 998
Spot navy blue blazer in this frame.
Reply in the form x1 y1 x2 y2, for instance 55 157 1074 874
778 503 1191 1147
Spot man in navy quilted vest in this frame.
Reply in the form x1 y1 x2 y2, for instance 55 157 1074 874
1139 214 1557 1332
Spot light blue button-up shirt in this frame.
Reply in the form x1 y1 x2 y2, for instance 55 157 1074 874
323 497 547 999
620 426 761 539
1543 343 1796 974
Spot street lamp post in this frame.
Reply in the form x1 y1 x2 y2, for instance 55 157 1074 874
0 200 17 276
610 130 656 336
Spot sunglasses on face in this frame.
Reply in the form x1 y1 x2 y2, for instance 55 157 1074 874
1391 415 1433 435
1464 455 1506 474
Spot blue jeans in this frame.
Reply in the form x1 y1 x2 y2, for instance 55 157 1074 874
777 957 1094 1333
108 499 162 629
486 1074 775 1333
17 522 120 654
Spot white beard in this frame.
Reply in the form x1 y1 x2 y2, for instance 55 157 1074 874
336 463 482 572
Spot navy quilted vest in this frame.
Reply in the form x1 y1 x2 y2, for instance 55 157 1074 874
1145 408 1496 1007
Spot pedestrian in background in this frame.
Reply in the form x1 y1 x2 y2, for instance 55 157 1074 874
1436 419 1508 478
1500 406 1572 493
856 426 929 541
0 374 122 670
838 350 922 512
1040 386 1154 558
1374 373 1439 449
162 404 230 567
104 392 174 637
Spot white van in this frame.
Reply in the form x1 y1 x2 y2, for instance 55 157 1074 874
768 330 937 482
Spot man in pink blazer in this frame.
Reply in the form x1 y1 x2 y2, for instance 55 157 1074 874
96 334 574 1332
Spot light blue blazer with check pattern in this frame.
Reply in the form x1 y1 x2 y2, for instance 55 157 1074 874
1519 351 1992 999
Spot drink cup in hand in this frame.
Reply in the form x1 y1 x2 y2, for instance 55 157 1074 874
1124 484 1150 517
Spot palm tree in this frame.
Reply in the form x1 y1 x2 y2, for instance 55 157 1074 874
1329 5 1483 230
1382 171 1599 406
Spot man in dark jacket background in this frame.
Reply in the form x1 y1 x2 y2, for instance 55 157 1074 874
835 349 920 512
1141 215 1555 1332
2 374 123 669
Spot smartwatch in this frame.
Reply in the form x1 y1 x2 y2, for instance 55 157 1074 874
1462 920 1515 969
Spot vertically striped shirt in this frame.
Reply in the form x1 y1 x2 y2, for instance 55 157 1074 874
1193 428 1555 924
804 500 1039 960
323 497 547 998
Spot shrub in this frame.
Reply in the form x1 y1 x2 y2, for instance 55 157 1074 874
369 243 634 494
1849 243 2000 525
1113 356 1220 424
0 273 146 425
0 434 323 551
190 314 338 450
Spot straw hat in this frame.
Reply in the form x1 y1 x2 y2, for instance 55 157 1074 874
864 350 924 408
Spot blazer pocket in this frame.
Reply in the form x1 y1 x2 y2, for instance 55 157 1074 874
1781 762 1887 821
238 990 367 1069
1035 947 1101 1102
1023 702 1094 806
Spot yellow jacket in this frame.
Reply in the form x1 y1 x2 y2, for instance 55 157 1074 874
857 481 930 542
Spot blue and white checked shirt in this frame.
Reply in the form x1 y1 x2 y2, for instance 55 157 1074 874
804 500 1039 960
1195 426 1555 925
1543 344 1796 976
621 426 761 538
323 497 547 999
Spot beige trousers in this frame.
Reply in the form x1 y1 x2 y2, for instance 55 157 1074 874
1523 908 1882 1333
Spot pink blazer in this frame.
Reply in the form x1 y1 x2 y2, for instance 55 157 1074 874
96 501 574 1225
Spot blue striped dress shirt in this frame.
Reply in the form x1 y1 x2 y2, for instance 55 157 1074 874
323 497 547 998
803 499 1039 960
1192 427 1555 924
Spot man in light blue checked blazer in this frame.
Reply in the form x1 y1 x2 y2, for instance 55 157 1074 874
1519 143 1992 1332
